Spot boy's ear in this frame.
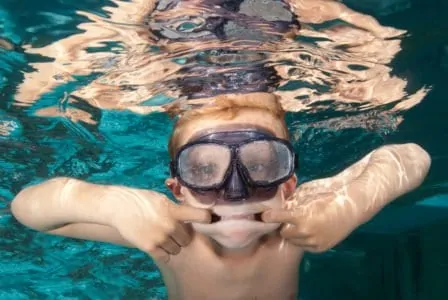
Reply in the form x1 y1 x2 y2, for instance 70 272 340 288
282 174 298 199
165 178 184 201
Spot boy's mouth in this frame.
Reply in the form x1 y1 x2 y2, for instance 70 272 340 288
211 212 263 223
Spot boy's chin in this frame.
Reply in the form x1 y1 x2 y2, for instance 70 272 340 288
213 236 259 250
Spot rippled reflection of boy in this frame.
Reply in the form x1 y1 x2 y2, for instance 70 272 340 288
12 93 430 299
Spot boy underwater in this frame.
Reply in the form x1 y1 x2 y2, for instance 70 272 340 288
11 93 431 299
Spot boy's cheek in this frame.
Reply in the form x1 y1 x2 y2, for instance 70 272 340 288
182 188 217 208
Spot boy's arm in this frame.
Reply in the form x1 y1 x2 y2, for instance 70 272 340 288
296 143 431 225
11 177 210 262
347 143 431 224
263 143 430 252
11 177 132 246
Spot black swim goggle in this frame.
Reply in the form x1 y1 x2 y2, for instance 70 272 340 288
170 129 298 201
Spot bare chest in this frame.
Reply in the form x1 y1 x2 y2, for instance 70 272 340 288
159 241 303 300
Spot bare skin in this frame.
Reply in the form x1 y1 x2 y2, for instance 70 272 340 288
11 99 431 299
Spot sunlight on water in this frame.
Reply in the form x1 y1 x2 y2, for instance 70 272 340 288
11 0 428 121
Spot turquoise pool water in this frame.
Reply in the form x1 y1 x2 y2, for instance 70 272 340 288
1 0 447 299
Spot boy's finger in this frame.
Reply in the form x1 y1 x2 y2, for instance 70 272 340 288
261 209 298 225
171 222 193 247
148 247 171 264
160 237 181 255
279 224 311 239
172 205 211 224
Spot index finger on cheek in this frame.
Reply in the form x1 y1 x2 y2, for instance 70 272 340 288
261 210 297 225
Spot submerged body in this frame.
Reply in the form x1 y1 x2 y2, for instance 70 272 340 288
9 1 432 299
161 233 302 299
11 94 431 299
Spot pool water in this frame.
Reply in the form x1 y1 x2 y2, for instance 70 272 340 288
1 0 447 299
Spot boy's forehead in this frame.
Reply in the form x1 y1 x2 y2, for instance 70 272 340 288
188 123 275 142
178 110 286 146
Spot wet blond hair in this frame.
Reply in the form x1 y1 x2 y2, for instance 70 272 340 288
167 93 289 159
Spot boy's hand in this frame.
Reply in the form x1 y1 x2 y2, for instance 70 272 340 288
108 187 211 263
261 191 358 253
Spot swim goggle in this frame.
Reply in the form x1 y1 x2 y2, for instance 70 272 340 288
170 129 298 201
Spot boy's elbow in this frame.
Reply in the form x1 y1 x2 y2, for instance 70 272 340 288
10 177 75 229
397 143 432 186
10 189 33 228
382 143 431 169
377 143 431 187
405 142 431 173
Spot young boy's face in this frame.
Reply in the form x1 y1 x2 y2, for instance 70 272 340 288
167 110 297 249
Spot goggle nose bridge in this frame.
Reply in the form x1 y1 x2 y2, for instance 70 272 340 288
211 144 235 184
222 158 250 200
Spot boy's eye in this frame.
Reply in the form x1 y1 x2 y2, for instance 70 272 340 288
192 164 216 175
247 162 267 172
